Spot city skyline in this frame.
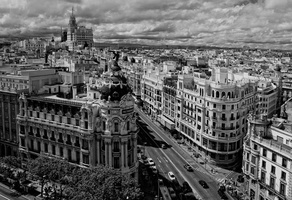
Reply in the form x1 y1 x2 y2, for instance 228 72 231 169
0 0 292 49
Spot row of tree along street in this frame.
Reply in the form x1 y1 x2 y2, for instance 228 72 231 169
0 156 143 200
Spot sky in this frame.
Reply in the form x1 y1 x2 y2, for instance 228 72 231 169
0 0 292 49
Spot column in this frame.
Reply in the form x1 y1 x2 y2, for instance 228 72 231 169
41 141 45 153
133 138 137 164
108 142 112 167
105 142 108 165
125 142 128 167
96 139 100 164
121 142 124 168
19 99 23 116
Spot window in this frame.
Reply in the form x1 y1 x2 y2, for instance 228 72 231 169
281 171 286 181
114 157 120 168
250 166 255 175
83 154 89 164
59 147 63 157
282 158 287 168
261 171 266 182
272 153 277 162
82 139 89 150
262 149 267 157
270 176 275 189
113 142 119 152
280 183 286 195
52 145 55 155
114 122 119 132
251 156 256 164
262 160 266 169
246 152 250 160
222 105 226 110
127 121 130 130
271 165 275 174
44 143 48 152
253 144 258 150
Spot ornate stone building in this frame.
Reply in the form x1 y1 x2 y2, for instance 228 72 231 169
17 57 138 178
67 8 93 51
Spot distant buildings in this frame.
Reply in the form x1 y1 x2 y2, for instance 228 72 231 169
66 8 93 51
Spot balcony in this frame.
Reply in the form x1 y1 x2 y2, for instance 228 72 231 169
258 181 287 200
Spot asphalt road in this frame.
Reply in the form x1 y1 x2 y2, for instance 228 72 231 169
136 108 223 200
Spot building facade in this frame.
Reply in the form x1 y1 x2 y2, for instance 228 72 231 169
17 60 138 178
242 112 292 200
175 68 258 167
0 69 59 157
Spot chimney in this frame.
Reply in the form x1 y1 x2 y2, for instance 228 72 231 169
73 86 77 99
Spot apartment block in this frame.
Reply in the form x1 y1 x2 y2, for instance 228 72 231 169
243 111 292 200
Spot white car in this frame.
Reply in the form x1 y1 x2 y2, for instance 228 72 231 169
148 158 155 166
168 171 176 181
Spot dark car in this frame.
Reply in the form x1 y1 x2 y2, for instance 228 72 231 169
198 180 209 189
183 164 193 172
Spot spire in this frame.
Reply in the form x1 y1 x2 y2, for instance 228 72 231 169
72 7 74 16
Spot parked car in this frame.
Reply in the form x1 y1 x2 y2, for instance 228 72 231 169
183 164 193 172
150 165 158 174
147 158 155 166
198 180 209 189
168 171 176 181
161 144 167 149
168 187 176 199
158 179 164 186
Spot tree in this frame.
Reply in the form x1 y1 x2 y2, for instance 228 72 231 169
65 166 143 200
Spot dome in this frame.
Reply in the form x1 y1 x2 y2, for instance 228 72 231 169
99 83 131 101
111 61 121 72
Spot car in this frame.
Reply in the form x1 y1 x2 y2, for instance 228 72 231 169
150 165 158 174
168 187 176 199
168 171 176 181
141 154 147 160
183 164 193 172
147 158 155 166
198 180 209 189
158 179 164 186
161 144 167 149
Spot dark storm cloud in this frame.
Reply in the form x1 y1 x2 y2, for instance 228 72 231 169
0 0 292 49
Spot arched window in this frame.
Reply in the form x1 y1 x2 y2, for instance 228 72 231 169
227 92 231 98
222 92 226 98
216 91 220 98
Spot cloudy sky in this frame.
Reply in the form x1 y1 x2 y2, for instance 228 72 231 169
0 0 292 49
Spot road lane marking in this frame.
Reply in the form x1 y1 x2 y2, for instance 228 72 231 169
0 194 10 200
164 157 169 162
138 123 203 200
157 157 162 163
